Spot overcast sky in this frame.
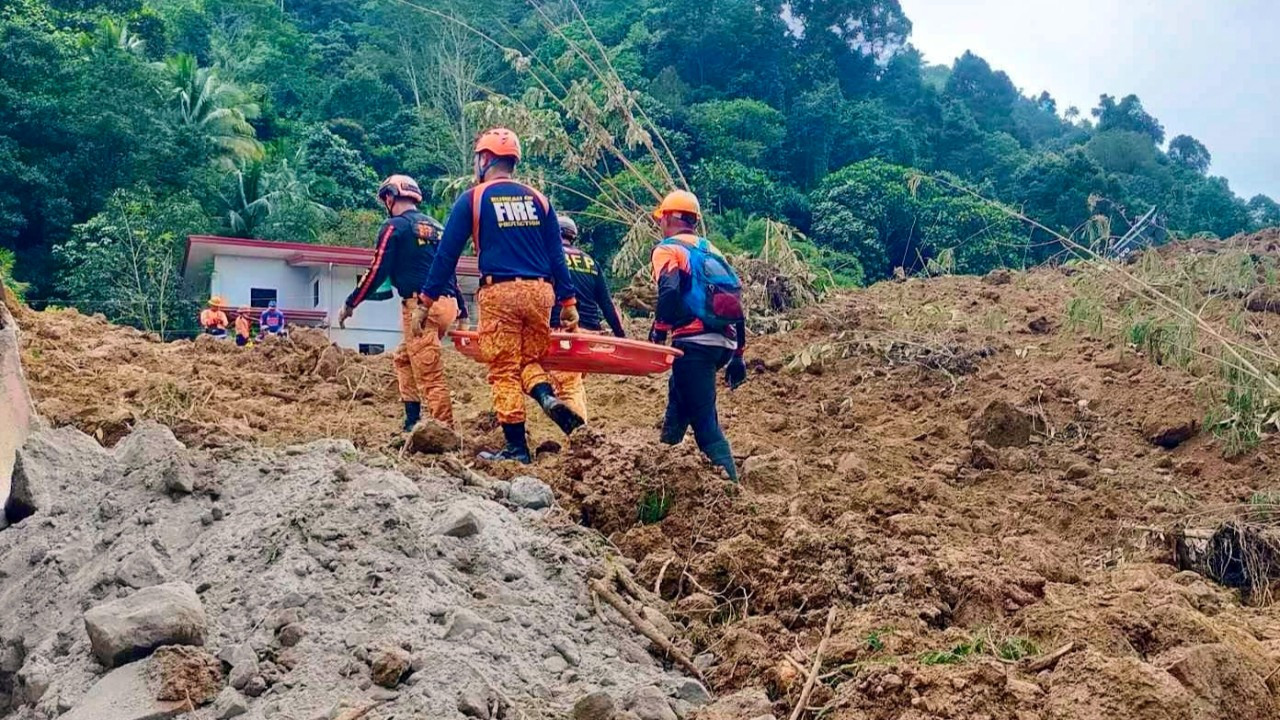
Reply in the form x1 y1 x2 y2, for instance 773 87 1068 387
900 0 1278 200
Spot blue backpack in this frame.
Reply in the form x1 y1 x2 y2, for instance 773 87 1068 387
662 237 744 331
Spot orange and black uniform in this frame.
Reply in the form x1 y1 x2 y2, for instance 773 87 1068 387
651 233 743 481
423 179 576 425
234 314 252 346
549 243 625 419
200 308 228 336
345 210 466 425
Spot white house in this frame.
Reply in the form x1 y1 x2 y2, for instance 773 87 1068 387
182 235 480 353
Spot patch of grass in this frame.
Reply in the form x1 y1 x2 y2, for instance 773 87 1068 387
919 639 983 666
1204 363 1278 456
995 635 1039 661
1247 491 1280 522
1065 296 1104 335
919 632 1039 666
980 309 1008 332
864 627 892 652
637 487 674 525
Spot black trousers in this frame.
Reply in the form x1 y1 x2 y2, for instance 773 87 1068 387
662 341 737 481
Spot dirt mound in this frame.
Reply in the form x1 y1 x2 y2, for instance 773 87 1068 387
15 252 1280 718
0 423 692 718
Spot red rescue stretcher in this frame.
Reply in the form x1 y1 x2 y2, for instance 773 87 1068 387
448 330 682 376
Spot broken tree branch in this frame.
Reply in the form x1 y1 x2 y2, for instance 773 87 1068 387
787 606 838 720
589 577 705 683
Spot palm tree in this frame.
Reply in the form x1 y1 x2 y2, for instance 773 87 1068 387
158 54 263 167
223 158 332 238
85 18 145 55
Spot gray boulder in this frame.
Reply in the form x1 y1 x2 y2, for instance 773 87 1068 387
116 549 169 589
627 686 677 720
227 643 259 690
509 476 554 510
5 426 118 523
113 421 189 493
59 659 188 720
84 582 207 667
214 687 249 719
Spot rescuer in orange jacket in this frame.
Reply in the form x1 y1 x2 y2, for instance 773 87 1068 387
200 297 229 337
338 175 467 431
234 308 252 347
648 190 747 481
420 128 581 464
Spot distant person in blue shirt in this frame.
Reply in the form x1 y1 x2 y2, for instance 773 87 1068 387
259 300 286 337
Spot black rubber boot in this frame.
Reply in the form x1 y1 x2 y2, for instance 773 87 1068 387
529 383 584 436
478 423 532 464
403 401 422 432
702 440 739 483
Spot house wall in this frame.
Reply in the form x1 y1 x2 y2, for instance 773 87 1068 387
319 265 404 352
211 255 312 309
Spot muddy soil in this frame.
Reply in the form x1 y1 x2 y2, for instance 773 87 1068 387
14 237 1280 719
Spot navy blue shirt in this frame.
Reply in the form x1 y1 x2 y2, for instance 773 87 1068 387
422 179 575 304
346 210 464 311
550 245 625 336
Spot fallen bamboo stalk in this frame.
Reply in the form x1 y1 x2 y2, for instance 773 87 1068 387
1024 641 1076 673
788 606 838 720
589 577 706 683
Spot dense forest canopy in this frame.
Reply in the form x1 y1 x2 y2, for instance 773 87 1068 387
2 0 1275 332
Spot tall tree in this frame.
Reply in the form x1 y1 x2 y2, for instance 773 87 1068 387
1092 94 1165 144
1168 134 1211 174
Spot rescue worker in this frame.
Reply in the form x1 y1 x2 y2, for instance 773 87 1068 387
549 215 626 420
234 307 252 347
259 300 286 337
337 174 467 432
420 127 581 464
200 297 229 337
648 190 748 482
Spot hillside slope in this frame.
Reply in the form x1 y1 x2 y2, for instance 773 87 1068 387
12 243 1280 719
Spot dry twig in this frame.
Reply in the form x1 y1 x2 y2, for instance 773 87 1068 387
787 606 838 720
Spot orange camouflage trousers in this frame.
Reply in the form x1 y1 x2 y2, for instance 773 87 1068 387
551 329 606 421
477 280 554 424
395 296 459 424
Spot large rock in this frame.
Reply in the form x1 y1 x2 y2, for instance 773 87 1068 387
625 686 676 720
59 659 188 720
84 582 208 667
741 452 800 493
509 476 554 510
226 643 259 690
113 421 191 492
0 296 34 516
969 400 1037 448
696 687 774 720
573 690 616 720
369 646 412 688
116 549 170 589
5 426 118 524
213 687 249 719
407 420 461 455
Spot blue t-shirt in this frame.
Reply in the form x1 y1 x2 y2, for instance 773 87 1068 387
422 180 575 304
260 309 285 331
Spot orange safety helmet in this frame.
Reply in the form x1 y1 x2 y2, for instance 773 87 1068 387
652 190 701 221
474 128 522 162
377 175 424 204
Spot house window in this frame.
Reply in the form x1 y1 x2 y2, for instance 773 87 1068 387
358 344 385 356
250 288 278 308
312 280 320 308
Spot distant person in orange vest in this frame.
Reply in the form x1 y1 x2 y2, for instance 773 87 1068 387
337 175 468 432
200 297 229 338
420 128 581 464
234 307 253 347
549 215 626 420
648 190 747 481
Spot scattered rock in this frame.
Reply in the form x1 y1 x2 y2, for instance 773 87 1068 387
641 606 677 640
227 643 259 690
407 419 461 454
84 582 208 667
543 654 569 674
573 690 616 720
242 675 267 698
970 400 1038 448
162 457 196 494
445 609 497 640
696 687 773 720
1063 463 1092 481
369 646 412 688
553 637 582 667
278 623 306 647
214 687 249 719
970 441 1000 470
149 645 222 705
1143 412 1198 449
509 476 554 510
457 687 492 718
116 549 170 589
741 451 801 493
440 510 483 538
114 421 187 491
627 686 677 720
674 679 712 706
1027 316 1053 334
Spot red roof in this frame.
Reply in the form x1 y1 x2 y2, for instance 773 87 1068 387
183 235 480 277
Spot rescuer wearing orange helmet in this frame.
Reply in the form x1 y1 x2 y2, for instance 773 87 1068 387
420 128 581 464
200 297 229 337
234 307 253 347
648 190 747 481
338 174 468 432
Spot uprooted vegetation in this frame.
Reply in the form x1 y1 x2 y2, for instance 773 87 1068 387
10 235 1280 719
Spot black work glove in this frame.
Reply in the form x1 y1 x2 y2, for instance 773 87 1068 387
725 355 747 389
648 326 668 345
